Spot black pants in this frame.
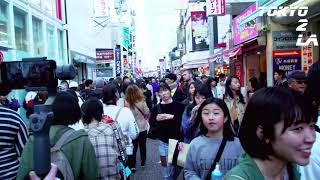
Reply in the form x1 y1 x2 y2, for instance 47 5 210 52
128 130 147 168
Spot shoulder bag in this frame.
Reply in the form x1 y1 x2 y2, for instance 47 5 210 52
205 137 227 180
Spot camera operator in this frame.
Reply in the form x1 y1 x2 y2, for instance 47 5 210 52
0 83 28 180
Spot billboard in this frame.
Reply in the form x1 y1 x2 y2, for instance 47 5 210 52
273 49 302 78
123 27 130 49
233 3 258 45
96 49 114 61
191 11 209 51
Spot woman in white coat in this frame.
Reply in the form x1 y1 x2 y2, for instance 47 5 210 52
102 83 139 161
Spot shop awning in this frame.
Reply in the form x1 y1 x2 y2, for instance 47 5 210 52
223 46 242 59
272 0 320 25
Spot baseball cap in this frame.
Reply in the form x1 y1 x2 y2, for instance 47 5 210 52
287 70 307 81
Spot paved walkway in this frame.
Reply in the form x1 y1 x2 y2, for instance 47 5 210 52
131 139 183 180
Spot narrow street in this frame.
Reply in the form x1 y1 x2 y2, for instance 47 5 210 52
131 139 183 180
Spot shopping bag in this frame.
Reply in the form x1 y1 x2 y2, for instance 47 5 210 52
168 139 190 168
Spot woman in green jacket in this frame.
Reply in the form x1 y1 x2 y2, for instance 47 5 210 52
17 91 98 180
225 87 317 180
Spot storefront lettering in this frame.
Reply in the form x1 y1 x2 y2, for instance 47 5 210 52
279 65 296 71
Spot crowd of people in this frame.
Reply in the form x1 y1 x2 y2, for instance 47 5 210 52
0 61 319 180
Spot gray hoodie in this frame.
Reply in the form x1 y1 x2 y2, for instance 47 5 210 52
184 135 244 180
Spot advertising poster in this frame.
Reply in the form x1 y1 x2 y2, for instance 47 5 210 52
123 27 130 49
191 11 209 51
273 50 302 76
233 3 258 45
115 47 121 76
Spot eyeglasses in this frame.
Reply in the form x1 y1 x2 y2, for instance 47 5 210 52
293 80 306 84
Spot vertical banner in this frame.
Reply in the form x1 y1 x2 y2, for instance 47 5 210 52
115 46 121 76
191 11 209 51
301 32 313 72
206 0 226 16
123 27 130 49
273 49 302 77
234 59 243 85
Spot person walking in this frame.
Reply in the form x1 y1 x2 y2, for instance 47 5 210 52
125 84 150 171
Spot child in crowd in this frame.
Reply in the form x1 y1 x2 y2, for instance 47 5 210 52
184 98 244 179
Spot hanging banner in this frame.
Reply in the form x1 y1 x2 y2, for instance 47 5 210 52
123 27 130 49
115 46 121 76
96 48 114 61
301 32 313 72
233 3 258 45
206 0 226 16
191 11 209 51
273 49 302 76
234 59 243 85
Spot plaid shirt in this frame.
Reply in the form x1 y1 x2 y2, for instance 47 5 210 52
85 121 126 180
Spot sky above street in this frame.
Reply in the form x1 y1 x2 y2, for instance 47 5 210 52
134 0 184 71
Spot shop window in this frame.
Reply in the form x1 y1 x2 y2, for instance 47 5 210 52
46 24 55 59
14 8 28 52
0 1 9 44
57 29 64 62
32 17 43 55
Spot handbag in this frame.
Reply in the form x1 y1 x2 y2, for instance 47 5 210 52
147 104 161 139
111 108 131 179
205 137 227 180
168 139 190 168
134 104 149 121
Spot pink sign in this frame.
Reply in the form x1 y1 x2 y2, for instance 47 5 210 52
233 3 258 45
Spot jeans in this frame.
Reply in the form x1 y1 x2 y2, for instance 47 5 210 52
129 130 147 168
158 140 182 180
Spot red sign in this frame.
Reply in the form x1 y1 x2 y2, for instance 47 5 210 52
273 49 301 57
0 51 3 65
234 59 243 85
96 49 114 61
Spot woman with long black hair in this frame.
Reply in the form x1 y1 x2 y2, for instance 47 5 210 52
223 76 246 136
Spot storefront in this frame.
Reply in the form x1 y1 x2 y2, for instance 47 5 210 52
232 2 267 86
71 50 96 83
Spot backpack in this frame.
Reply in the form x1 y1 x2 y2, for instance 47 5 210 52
50 129 75 180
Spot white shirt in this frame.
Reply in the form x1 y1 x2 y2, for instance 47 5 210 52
103 104 139 155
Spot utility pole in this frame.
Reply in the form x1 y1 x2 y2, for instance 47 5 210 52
208 15 217 77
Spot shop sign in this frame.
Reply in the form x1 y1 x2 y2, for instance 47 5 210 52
94 0 108 17
233 3 258 45
123 27 130 49
273 49 301 76
96 49 114 61
115 47 121 76
272 30 300 50
191 11 209 51
301 32 313 72
71 50 95 64
234 59 243 85
206 0 226 16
